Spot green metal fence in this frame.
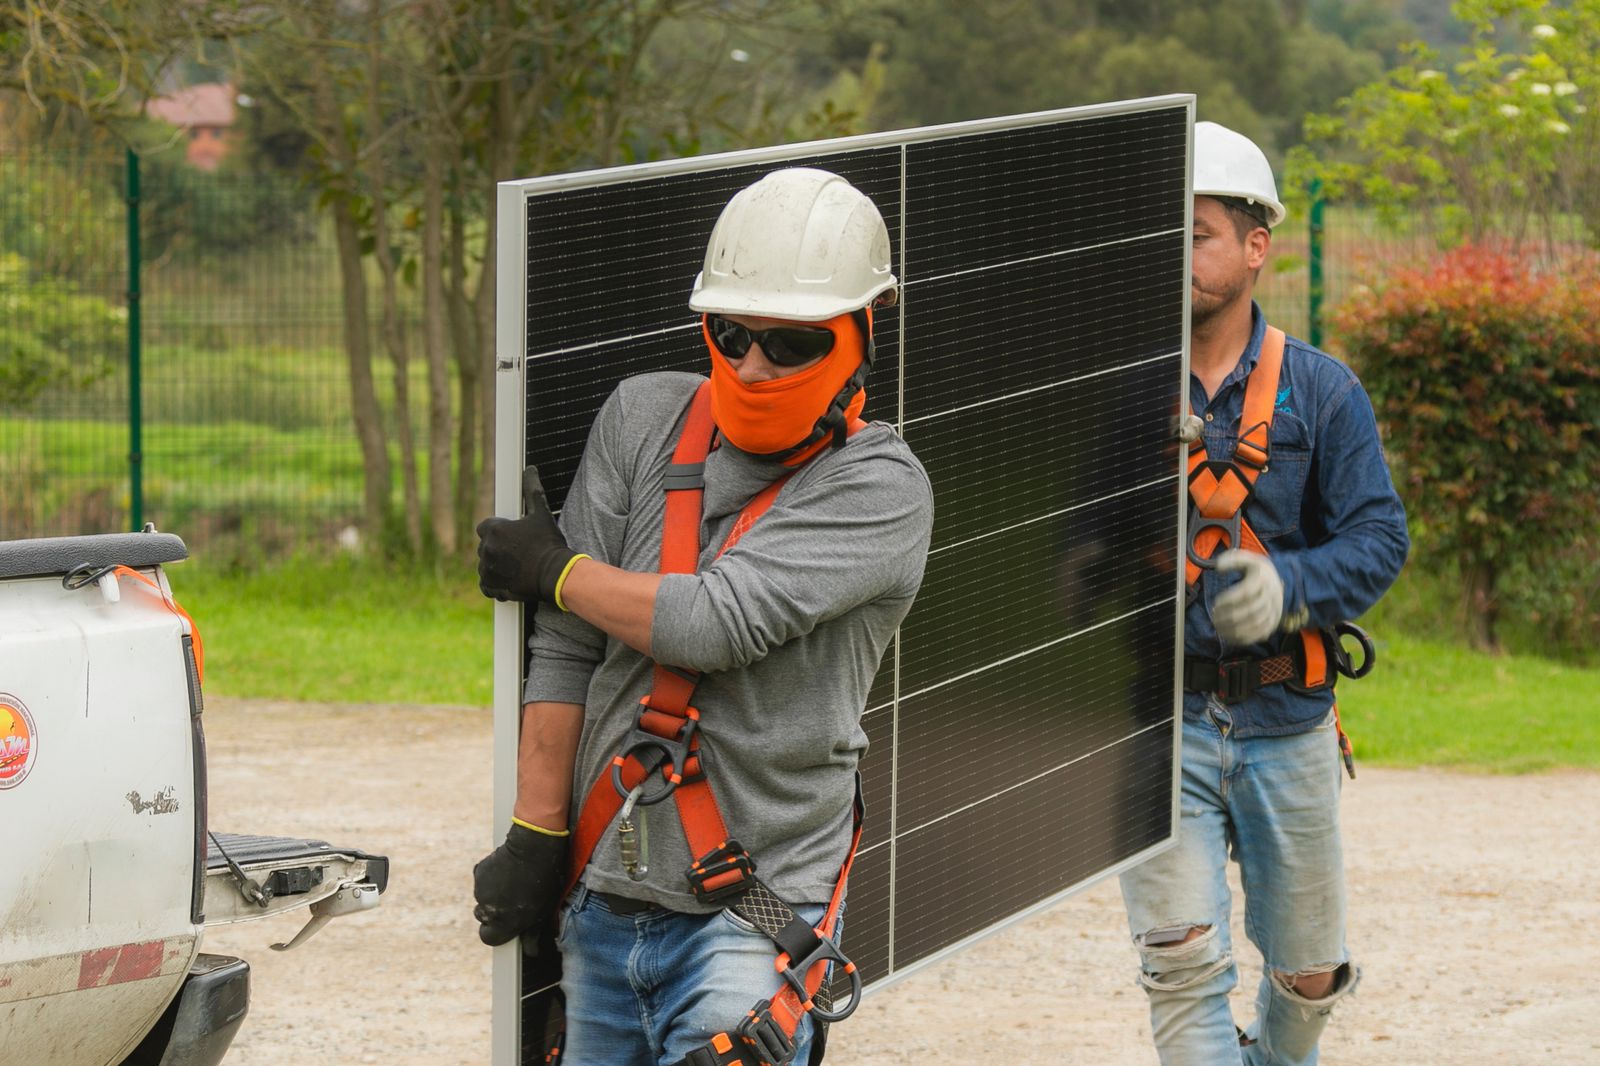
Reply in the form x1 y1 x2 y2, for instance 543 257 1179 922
3 142 421 559
0 142 1475 562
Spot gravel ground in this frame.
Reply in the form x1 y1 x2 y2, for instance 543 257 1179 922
199 699 1600 1065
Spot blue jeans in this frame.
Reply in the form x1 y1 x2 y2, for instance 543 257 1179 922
557 884 825 1066
1119 702 1359 1066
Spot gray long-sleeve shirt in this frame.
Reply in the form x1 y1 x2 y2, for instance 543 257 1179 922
525 371 933 911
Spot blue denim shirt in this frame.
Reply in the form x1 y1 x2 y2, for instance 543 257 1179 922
1185 304 1409 737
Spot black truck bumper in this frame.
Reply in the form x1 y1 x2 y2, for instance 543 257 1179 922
119 954 250 1066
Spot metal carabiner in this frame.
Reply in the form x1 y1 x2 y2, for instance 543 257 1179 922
62 562 118 590
617 781 650 882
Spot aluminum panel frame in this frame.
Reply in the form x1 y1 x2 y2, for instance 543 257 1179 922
491 94 1195 1065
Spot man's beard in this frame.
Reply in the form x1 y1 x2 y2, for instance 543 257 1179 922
1191 273 1248 327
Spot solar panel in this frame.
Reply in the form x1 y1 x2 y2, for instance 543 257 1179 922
491 96 1193 1064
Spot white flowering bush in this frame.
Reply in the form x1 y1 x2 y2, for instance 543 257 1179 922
1289 0 1600 248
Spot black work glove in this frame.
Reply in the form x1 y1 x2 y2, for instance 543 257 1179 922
472 822 569 948
476 466 580 604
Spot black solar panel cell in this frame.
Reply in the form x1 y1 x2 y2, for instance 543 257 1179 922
887 724 1174 967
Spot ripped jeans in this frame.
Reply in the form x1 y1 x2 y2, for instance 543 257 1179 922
1119 702 1359 1066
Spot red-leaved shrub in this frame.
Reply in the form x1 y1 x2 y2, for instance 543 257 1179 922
1335 244 1600 652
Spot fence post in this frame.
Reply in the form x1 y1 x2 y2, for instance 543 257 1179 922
126 148 143 531
1308 177 1325 350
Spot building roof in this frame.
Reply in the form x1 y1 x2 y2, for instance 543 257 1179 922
146 83 236 128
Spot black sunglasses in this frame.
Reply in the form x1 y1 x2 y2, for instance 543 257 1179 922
706 315 836 368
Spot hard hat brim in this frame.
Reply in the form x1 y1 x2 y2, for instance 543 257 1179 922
1194 189 1287 229
689 277 898 323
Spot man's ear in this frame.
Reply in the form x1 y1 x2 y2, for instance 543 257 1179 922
1245 226 1271 272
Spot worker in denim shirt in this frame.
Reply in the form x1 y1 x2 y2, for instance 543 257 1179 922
1118 122 1409 1066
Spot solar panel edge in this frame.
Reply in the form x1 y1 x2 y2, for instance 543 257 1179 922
498 99 1192 1065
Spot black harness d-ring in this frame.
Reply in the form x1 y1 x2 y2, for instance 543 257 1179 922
1331 621 1377 680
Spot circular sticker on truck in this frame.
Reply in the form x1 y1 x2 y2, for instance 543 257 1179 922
0 694 37 790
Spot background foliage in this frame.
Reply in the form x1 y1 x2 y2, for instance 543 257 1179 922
1290 0 1600 247
5 0 1598 668
1337 244 1600 652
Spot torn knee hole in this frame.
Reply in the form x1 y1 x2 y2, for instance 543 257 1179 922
1272 961 1359 1006
1138 923 1211 949
1135 923 1230 992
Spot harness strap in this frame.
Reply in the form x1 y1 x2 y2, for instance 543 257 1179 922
1183 637 1326 705
567 380 869 1064
1185 326 1285 585
1184 326 1337 700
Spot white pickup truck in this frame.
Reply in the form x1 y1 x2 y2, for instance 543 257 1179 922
0 530 389 1066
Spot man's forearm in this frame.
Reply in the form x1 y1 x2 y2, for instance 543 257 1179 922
513 701 586 831
559 558 663 656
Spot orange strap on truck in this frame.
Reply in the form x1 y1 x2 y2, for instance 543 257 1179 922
566 381 866 1066
62 562 205 684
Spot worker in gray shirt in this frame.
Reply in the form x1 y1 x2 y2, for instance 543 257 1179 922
473 167 933 1066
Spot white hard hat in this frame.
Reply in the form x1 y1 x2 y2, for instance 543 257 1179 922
689 167 897 322
1194 121 1286 229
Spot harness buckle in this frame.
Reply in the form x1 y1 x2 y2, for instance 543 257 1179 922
1186 509 1243 572
735 1001 797 1066
610 706 700 806
775 933 863 1024
686 840 757 905
1214 657 1257 704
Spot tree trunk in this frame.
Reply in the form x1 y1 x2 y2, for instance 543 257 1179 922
1461 557 1501 653
421 149 456 554
331 201 391 546
447 187 481 548
366 7 422 553
310 46 390 546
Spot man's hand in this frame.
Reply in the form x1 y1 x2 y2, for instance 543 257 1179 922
472 823 569 947
1212 550 1286 645
476 466 580 603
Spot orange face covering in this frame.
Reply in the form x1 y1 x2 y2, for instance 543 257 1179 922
704 310 869 465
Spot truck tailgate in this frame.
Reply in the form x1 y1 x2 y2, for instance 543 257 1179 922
204 833 389 929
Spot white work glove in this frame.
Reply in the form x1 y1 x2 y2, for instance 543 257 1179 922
1212 550 1285 645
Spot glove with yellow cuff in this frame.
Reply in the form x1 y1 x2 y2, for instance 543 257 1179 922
475 466 589 609
472 820 569 949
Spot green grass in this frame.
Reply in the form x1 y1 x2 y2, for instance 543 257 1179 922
164 554 1600 773
171 554 492 707
1337 633 1600 772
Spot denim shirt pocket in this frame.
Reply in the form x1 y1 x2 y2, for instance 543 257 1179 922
1244 409 1311 540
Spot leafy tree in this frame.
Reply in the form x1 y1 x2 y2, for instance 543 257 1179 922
1311 0 1418 65
225 0 835 556
850 0 1394 158
0 253 117 410
1291 0 1600 247
1275 21 1385 146
0 2 234 123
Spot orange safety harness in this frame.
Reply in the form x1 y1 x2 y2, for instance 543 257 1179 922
565 381 866 1066
1184 325 1372 776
